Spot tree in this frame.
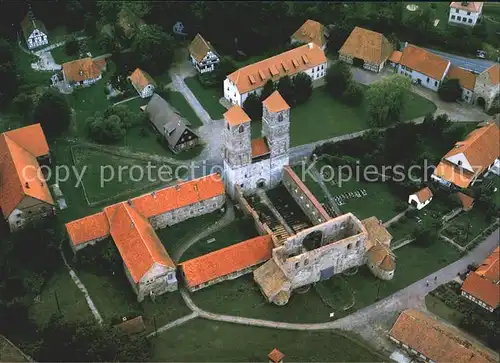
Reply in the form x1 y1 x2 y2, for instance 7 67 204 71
243 93 262 120
443 123 467 145
132 25 174 75
277 75 295 106
215 56 237 84
293 72 312 105
365 74 411 127
325 61 352 98
0 38 18 107
260 79 275 101
341 82 364 106
412 219 441 246
104 104 136 129
86 113 126 143
32 89 72 137
438 79 462 102
64 36 81 56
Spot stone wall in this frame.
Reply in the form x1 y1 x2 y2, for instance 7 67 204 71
135 264 178 302
282 166 330 225
186 265 258 292
473 71 499 111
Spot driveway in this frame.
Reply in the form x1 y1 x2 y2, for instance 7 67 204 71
423 48 496 74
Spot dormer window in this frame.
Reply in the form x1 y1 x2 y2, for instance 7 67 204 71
457 160 462 166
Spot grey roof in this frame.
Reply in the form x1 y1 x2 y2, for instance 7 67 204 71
145 94 199 148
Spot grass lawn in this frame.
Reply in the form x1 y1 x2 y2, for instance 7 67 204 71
180 217 259 262
71 145 173 206
51 37 106 64
167 91 203 128
151 318 386 362
425 294 464 325
75 270 190 334
402 2 450 30
442 209 493 247
156 210 225 260
28 269 94 327
289 87 436 146
184 76 227 120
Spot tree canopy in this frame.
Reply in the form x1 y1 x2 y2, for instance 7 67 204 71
243 93 262 120
325 61 352 98
132 24 174 75
438 79 462 102
32 88 72 137
293 72 313 105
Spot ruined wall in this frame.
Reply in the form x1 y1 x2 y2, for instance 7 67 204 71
273 214 368 289
282 166 330 225
149 194 226 229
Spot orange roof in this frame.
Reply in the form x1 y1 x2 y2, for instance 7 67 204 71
400 44 450 80
3 124 49 157
66 174 225 246
66 212 110 246
188 33 216 63
390 309 496 363
380 255 395 271
444 122 500 178
476 247 500 281
251 138 270 158
181 235 273 287
224 105 251 127
128 68 155 92
450 2 484 13
462 271 500 309
268 348 285 363
291 19 328 48
0 131 54 219
339 26 394 64
62 57 102 83
433 161 474 188
108 202 175 283
456 192 474 210
447 65 477 90
388 50 402 64
283 166 331 221
93 58 107 71
262 91 290 113
227 43 326 94
414 187 433 203
481 64 500 86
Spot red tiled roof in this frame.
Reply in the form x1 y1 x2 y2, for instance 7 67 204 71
339 26 394 65
3 124 49 157
400 44 450 80
450 2 484 13
414 187 433 203
476 247 499 281
433 161 474 189
128 68 155 92
251 138 270 158
283 166 330 222
268 348 285 363
224 105 251 127
0 128 54 219
181 235 273 288
262 91 290 113
389 50 402 64
456 192 474 211
447 65 477 90
62 57 102 83
462 269 500 309
291 19 328 48
443 122 500 178
227 43 327 95
390 309 496 363
108 202 175 283
66 174 225 246
482 64 500 85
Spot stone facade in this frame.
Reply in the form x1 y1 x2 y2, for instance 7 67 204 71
128 263 178 302
7 198 55 232
186 265 256 292
224 98 290 198
474 69 500 111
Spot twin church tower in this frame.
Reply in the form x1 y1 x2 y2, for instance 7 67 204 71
223 91 291 197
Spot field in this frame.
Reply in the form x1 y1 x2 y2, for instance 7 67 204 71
0 336 30 362
441 209 494 247
184 76 227 120
167 91 204 128
151 318 387 362
289 87 436 146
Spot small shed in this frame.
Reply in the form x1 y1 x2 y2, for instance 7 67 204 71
456 192 474 211
268 348 285 363
114 316 146 335
408 187 433 210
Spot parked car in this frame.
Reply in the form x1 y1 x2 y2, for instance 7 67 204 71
476 50 487 59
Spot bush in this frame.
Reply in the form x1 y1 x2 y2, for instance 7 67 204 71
32 88 72 138
395 200 408 213
341 82 364 106
325 61 352 98
86 112 127 143
293 72 313 105
405 209 418 219
65 36 80 56
197 72 218 88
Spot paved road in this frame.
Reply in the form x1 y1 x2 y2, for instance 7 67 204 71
175 229 498 333
423 48 496 74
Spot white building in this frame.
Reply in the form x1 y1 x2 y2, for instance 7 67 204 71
188 33 220 74
224 43 327 106
398 44 451 92
408 187 433 210
449 2 483 27
62 58 105 88
223 91 290 197
20 12 48 50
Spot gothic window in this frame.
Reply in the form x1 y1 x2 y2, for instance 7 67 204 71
238 125 244 133
278 113 283 122
304 259 309 266
347 243 352 249
227 123 230 130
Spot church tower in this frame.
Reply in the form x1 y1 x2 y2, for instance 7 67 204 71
222 105 252 197
262 91 290 187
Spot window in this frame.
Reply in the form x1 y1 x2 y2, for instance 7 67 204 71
468 18 472 23
238 125 244 133
434 81 438 87
278 113 283 122
467 11 471 15
456 9 459 13
304 259 309 266
347 243 352 249
462 17 466 22
451 15 456 20
457 16 461 20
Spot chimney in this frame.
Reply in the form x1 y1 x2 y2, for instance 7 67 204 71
175 184 180 191
127 199 132 205
25 182 30 189
308 42 313 49
151 191 156 198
